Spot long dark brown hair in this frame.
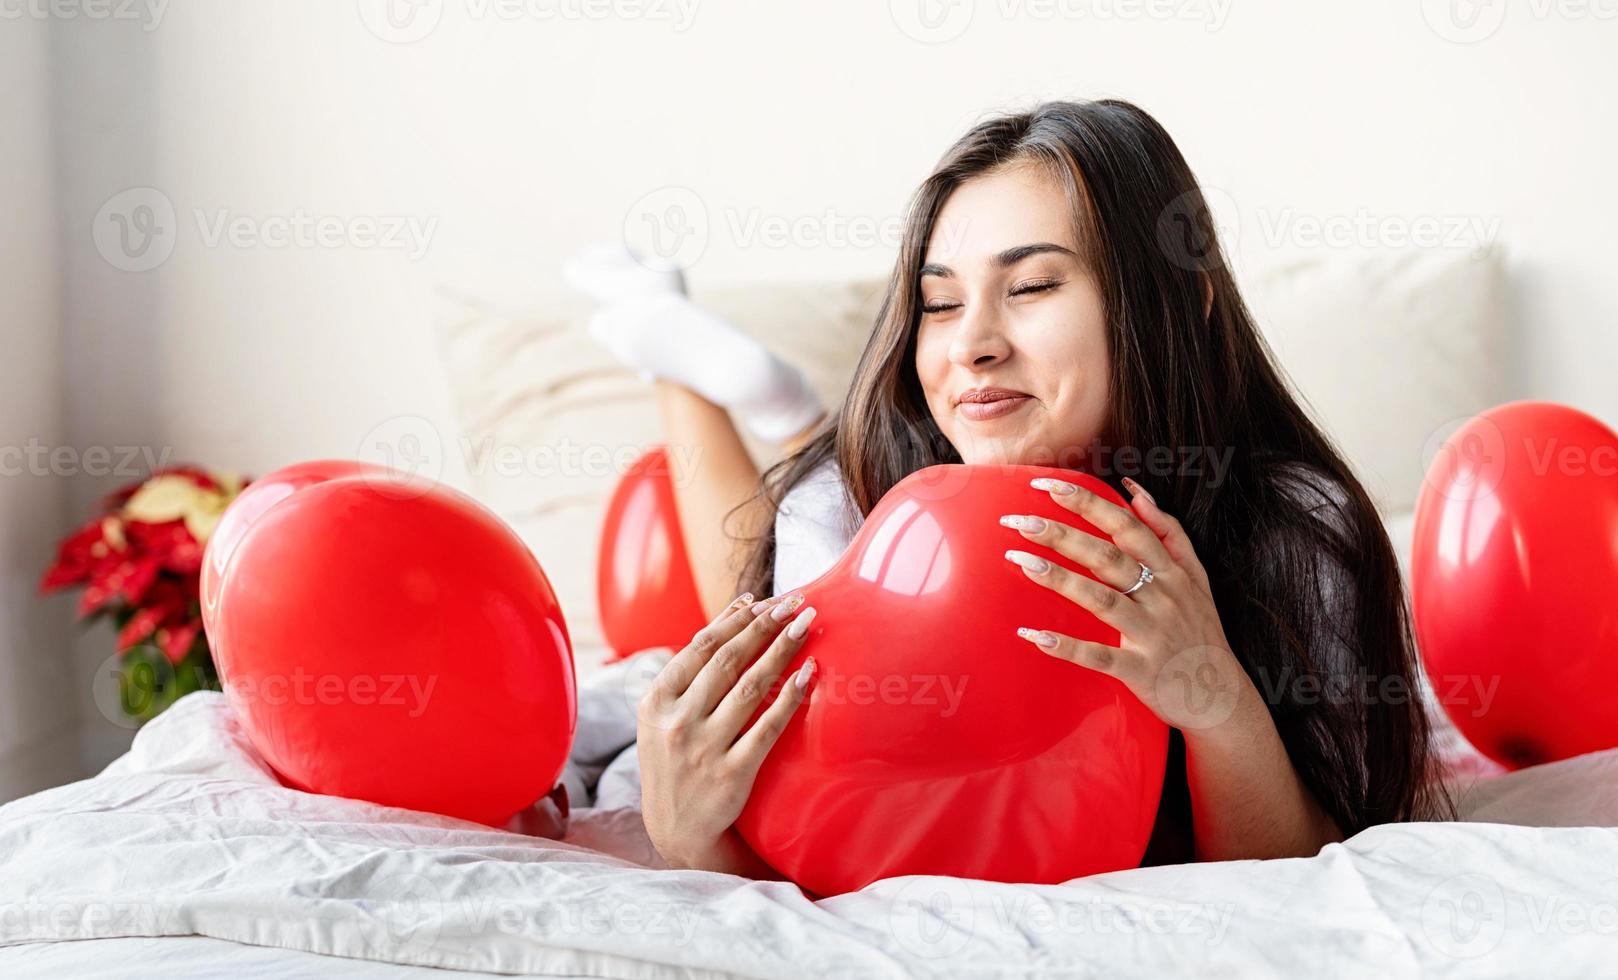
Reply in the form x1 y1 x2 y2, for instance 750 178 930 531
732 99 1451 838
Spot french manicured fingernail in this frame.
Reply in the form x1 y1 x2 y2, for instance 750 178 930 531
787 605 817 639
1031 477 1077 495
771 593 806 622
1005 549 1051 574
1017 627 1060 649
1122 477 1155 505
795 657 816 691
999 514 1047 533
750 599 770 615
733 592 755 608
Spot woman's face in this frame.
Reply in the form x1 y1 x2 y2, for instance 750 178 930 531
914 161 1111 468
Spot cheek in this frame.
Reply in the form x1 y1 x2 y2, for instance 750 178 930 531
1024 306 1106 393
913 329 952 407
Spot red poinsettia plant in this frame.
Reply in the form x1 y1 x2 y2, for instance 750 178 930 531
41 466 247 723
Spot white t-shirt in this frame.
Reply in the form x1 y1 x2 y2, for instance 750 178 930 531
771 458 863 595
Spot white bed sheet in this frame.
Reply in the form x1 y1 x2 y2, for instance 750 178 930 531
2 652 1616 979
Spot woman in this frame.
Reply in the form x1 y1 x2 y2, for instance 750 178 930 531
566 99 1451 880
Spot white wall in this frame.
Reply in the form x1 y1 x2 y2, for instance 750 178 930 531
1 15 81 800
40 0 1618 772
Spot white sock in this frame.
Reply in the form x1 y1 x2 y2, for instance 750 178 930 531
563 244 825 444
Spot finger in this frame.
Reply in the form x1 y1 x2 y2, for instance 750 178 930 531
684 593 805 716
1121 477 1211 591
712 604 818 738
730 656 816 766
1004 549 1148 634
657 592 761 701
999 514 1144 594
1030 477 1174 573
1015 627 1138 682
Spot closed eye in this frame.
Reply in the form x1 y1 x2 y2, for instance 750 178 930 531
1011 279 1061 297
921 279 1062 315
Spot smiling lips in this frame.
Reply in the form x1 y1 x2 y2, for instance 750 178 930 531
956 386 1034 421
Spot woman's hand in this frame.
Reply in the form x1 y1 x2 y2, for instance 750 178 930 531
999 474 1345 858
637 591 819 874
999 475 1256 734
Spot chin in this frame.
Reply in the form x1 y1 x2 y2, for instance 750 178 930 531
950 432 1040 468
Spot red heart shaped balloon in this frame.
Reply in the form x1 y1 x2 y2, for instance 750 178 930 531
202 460 577 826
736 464 1169 896
1412 401 1618 769
597 447 708 663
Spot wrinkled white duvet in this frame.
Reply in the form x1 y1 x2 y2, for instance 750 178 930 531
2 651 1616 979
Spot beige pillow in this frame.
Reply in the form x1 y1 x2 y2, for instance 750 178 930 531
434 279 885 673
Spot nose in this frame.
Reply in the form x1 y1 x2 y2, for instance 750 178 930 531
946 298 1011 369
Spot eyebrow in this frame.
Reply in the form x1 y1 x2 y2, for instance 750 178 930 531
919 242 1078 280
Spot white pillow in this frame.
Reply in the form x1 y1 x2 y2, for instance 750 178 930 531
1244 245 1507 513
